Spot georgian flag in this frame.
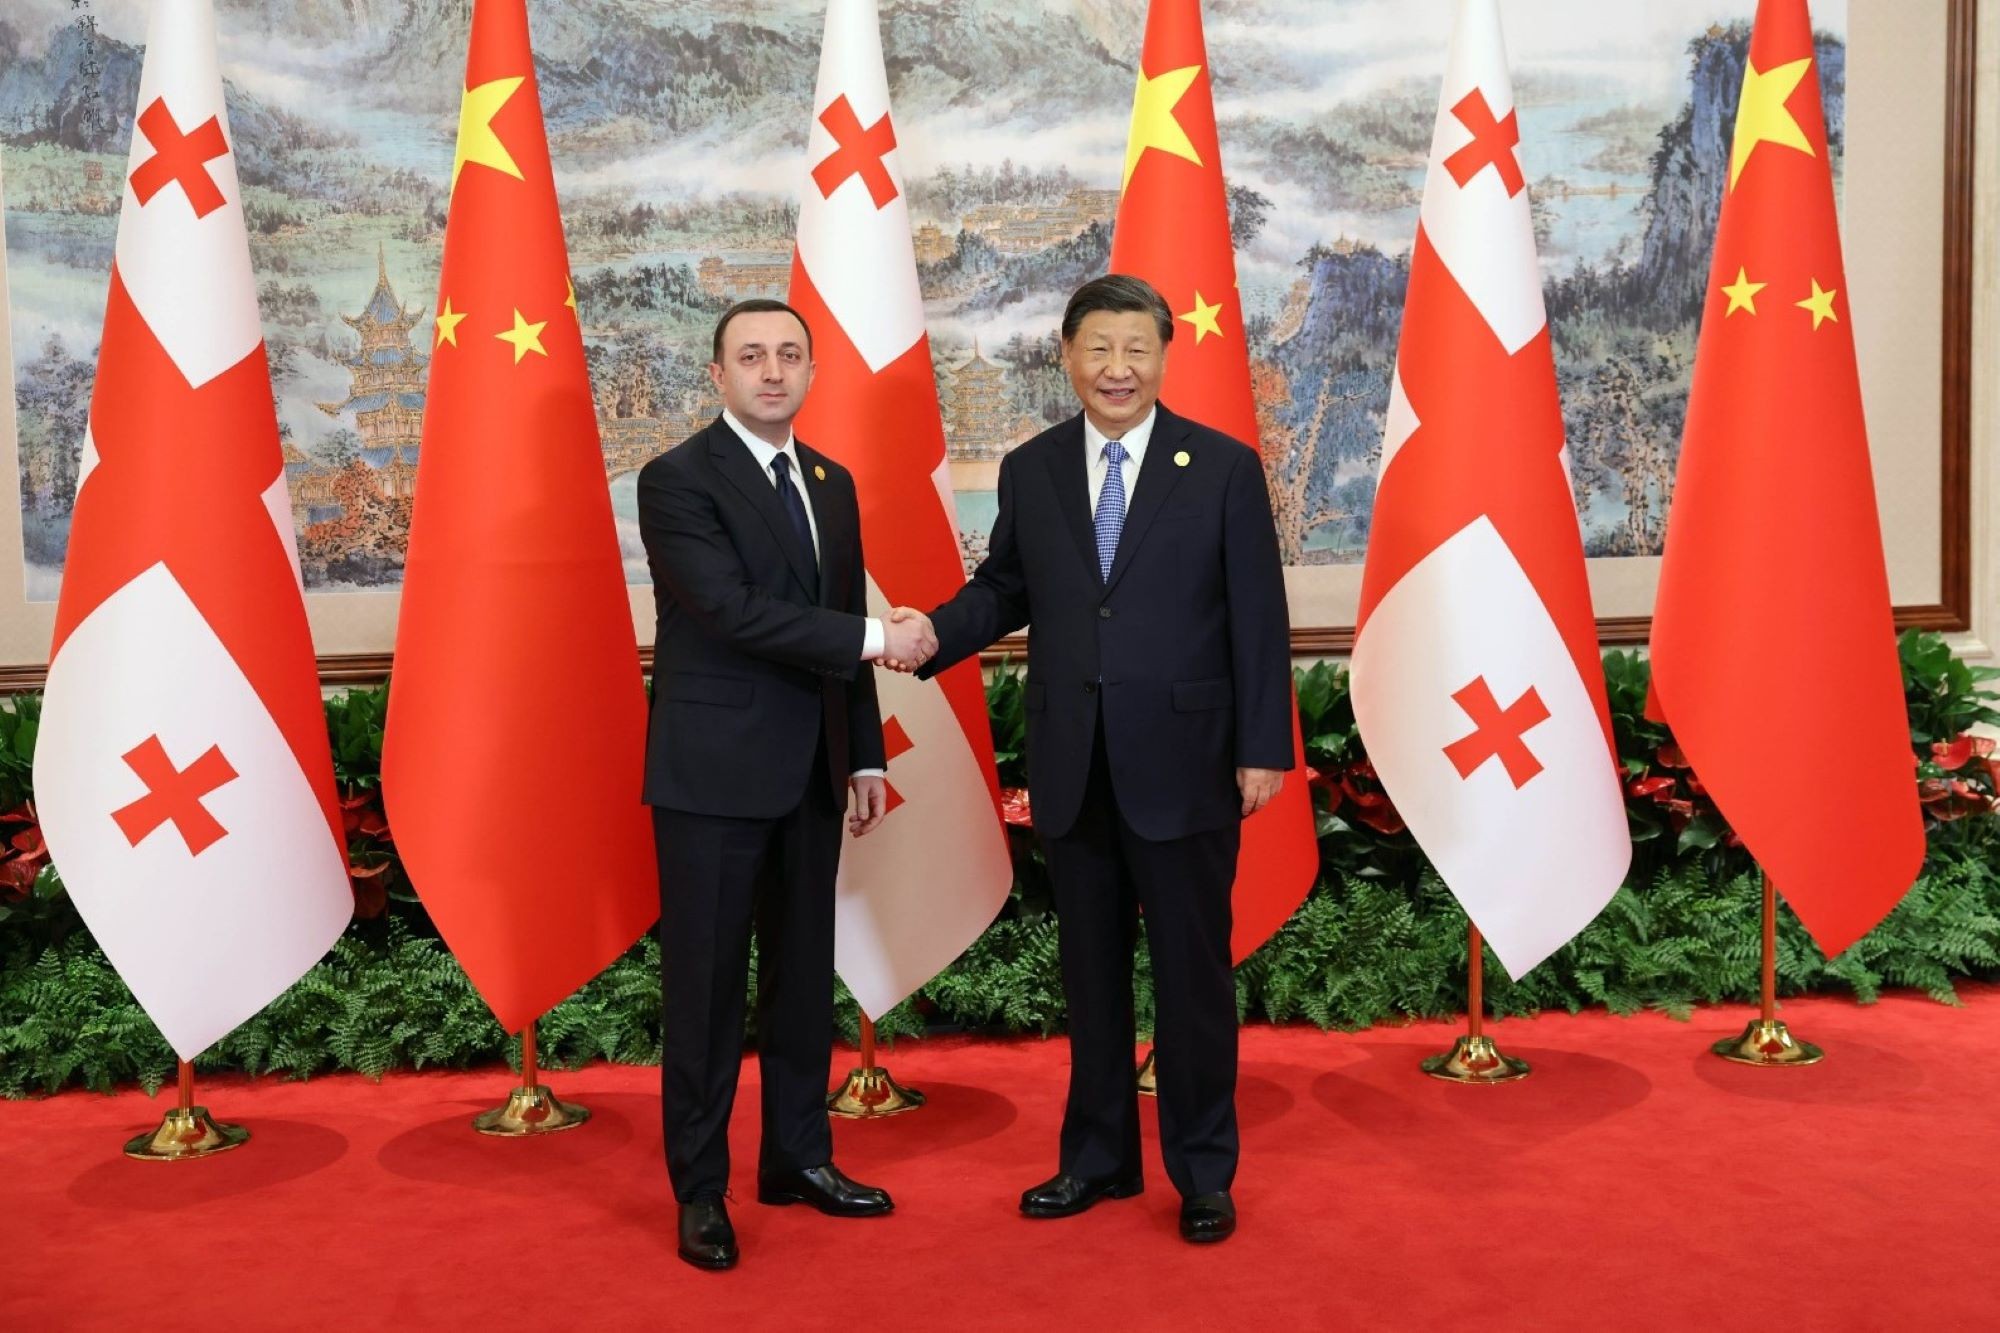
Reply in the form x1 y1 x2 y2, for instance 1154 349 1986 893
33 0 352 1060
1351 0 1630 978
787 0 1013 1020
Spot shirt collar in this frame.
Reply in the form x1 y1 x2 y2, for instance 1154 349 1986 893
721 408 798 474
1082 406 1157 465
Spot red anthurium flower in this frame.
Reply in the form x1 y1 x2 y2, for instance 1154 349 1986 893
1933 736 1975 770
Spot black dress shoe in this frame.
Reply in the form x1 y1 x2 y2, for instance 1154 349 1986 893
1018 1171 1144 1219
1179 1191 1236 1244
757 1162 893 1216
677 1195 737 1270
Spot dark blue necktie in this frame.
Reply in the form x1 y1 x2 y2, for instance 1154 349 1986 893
1093 438 1128 581
770 453 818 581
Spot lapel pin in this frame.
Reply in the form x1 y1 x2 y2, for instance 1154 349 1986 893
813 464 827 481
1174 450 1191 467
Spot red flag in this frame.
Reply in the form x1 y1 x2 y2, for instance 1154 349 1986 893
1110 0 1317 960
381 0 656 1033
1650 0 1922 954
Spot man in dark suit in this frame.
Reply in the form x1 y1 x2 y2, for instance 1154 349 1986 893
637 299 938 1271
892 275 1292 1245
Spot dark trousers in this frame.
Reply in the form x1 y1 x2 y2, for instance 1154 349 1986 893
1040 722 1241 1198
652 765 841 1202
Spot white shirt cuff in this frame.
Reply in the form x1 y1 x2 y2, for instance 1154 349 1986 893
860 617 886 660
850 768 888 779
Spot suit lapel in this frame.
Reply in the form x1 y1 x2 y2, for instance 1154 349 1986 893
1104 405 1190 593
796 441 844 609
1045 414 1102 587
706 421 820 598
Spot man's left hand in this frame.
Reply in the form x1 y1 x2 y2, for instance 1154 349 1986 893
1237 768 1283 817
850 775 889 836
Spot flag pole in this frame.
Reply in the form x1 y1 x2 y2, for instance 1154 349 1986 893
829 1013 924 1118
474 1013 591 1134
124 1057 250 1160
1711 870 1823 1065
1421 922 1530 1082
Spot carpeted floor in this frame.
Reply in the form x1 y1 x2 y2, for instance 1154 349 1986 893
6 989 1995 1331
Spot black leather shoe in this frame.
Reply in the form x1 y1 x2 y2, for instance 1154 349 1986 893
1018 1171 1144 1218
677 1195 737 1270
757 1162 893 1216
1179 1191 1236 1244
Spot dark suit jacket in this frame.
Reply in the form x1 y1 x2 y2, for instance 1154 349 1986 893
637 417 884 818
920 404 1292 841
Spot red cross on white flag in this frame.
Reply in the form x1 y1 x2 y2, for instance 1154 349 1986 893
32 0 352 1061
1351 0 1630 979
788 0 1013 1021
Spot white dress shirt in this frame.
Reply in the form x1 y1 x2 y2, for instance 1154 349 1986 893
719 410 886 780
1083 406 1157 515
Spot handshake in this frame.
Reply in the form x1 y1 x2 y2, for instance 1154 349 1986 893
879 607 937 674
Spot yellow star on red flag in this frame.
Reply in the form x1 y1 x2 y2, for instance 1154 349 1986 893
1123 63 1203 191
1728 56 1814 191
495 308 548 363
452 76 526 192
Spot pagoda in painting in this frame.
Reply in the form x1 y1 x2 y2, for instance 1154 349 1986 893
317 245 425 502
944 340 1037 461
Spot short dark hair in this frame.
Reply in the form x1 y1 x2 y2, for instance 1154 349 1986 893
711 299 813 362
1060 274 1174 344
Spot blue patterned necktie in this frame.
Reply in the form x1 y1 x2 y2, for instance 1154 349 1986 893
769 453 818 579
1093 438 1127 581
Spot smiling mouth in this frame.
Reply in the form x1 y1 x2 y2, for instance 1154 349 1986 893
1099 386 1136 404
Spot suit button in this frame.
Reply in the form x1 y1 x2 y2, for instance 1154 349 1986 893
1083 681 1097 694
1099 606 1113 619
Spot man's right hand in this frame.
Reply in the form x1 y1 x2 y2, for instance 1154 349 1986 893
881 608 937 673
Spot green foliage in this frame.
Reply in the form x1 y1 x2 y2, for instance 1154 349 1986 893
5 632 2000 1095
1901 628 2000 744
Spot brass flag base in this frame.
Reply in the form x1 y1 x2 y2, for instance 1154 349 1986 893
828 1064 926 1118
123 1106 250 1160
828 1016 924 1118
1421 1034 1531 1084
473 1085 590 1135
1136 1050 1157 1098
1711 1018 1825 1067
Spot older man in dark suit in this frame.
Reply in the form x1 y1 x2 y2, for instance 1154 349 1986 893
892 274 1293 1244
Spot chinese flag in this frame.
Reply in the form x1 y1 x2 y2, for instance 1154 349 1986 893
1650 0 1922 955
381 0 656 1033
1109 0 1317 961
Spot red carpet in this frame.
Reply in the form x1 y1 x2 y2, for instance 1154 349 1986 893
7 990 1997 1331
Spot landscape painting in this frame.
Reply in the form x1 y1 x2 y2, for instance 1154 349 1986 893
2 0 1845 602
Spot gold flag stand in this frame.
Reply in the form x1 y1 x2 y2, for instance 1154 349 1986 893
1712 875 1823 1066
1421 923 1530 1083
1136 1048 1157 1097
829 1015 924 1118
125 1059 250 1160
474 1017 590 1134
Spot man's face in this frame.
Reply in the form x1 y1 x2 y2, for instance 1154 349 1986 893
1061 309 1164 437
709 311 814 435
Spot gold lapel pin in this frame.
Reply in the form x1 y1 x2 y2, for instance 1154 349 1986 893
1174 450 1191 467
813 464 827 481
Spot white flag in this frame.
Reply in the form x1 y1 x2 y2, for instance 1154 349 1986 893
787 0 1013 1019
33 0 352 1060
1351 0 1630 978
